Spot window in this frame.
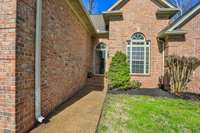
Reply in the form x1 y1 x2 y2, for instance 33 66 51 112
127 33 150 75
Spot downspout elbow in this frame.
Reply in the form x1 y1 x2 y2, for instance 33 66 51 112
37 116 45 123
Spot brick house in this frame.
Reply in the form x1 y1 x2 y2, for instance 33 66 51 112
0 0 199 132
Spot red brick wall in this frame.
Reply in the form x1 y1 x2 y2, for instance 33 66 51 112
108 0 169 88
15 0 36 132
15 0 93 132
166 13 200 93
40 0 93 116
0 0 17 132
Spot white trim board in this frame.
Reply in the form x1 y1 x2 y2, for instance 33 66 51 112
108 0 125 11
159 0 175 8
107 0 175 11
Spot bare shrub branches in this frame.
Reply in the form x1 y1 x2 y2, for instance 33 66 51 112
165 55 200 93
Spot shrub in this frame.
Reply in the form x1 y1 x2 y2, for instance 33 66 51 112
165 55 200 93
128 80 142 89
108 51 130 89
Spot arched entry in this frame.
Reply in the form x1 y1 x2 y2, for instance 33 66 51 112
94 43 107 75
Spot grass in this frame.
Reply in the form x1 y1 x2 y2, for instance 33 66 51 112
97 94 200 133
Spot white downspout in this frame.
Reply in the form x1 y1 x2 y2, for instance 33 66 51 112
163 41 165 76
157 38 165 76
35 0 45 123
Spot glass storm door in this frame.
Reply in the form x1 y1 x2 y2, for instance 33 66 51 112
95 43 106 75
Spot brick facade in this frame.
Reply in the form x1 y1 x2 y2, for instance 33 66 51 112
16 0 36 132
1 0 93 132
166 13 200 93
0 0 200 132
40 0 93 117
106 0 169 88
0 0 17 132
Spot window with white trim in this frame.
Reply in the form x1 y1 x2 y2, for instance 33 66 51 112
127 33 150 75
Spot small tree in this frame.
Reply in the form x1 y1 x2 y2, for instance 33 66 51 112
108 51 130 89
165 55 200 93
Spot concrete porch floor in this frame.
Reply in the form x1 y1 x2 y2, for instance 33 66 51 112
30 86 107 133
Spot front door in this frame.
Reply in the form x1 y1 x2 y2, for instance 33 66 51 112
94 43 107 75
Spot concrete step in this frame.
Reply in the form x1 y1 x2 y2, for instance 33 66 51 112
87 76 105 88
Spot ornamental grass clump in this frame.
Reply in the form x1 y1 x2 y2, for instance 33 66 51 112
165 55 200 93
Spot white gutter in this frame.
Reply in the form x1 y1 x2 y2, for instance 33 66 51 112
108 0 175 11
107 0 124 11
35 0 45 123
168 4 200 31
157 38 165 75
162 41 165 76
160 0 175 8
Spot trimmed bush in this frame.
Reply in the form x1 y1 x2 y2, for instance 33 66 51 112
108 51 130 89
165 55 200 93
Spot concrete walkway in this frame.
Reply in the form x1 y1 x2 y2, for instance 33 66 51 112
30 86 107 133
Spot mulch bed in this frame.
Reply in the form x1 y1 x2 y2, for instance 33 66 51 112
108 88 200 101
174 92 200 101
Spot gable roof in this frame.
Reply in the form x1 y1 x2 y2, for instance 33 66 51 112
158 2 200 38
66 0 96 35
66 0 110 38
107 0 175 11
167 2 200 31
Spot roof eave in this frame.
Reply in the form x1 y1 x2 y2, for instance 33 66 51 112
103 10 123 24
107 0 129 11
108 0 175 12
96 31 109 38
156 0 176 8
158 30 187 39
103 10 123 16
168 4 200 31
65 0 97 35
156 8 179 19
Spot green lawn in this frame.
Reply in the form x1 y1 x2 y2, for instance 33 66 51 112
97 94 200 133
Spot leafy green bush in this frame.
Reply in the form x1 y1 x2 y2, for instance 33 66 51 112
108 51 130 89
165 55 200 93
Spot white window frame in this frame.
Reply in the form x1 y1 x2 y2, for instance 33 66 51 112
127 33 151 75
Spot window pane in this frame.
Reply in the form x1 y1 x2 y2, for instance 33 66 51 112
127 47 130 63
96 43 106 49
131 47 145 74
132 47 144 61
132 61 144 73
131 33 145 41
